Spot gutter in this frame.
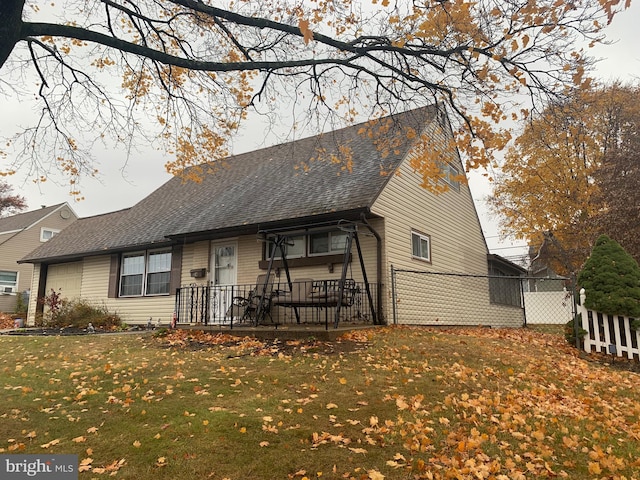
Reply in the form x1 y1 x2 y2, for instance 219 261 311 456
360 212 384 324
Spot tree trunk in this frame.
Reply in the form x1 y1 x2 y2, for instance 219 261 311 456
0 0 26 70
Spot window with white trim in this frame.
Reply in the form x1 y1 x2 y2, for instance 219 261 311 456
119 250 172 296
40 228 60 242
411 230 431 263
0 270 18 294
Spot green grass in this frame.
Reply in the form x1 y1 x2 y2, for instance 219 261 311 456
1 327 639 479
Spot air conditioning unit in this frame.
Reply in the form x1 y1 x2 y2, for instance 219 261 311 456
2 287 15 294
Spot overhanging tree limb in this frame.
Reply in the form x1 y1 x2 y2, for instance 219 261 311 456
0 0 632 195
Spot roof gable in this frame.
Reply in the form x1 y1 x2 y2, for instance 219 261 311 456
22 106 441 262
0 203 70 235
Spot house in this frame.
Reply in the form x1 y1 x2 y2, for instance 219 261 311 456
0 203 78 313
21 105 505 327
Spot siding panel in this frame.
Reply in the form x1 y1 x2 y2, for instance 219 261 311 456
371 113 490 323
81 256 175 324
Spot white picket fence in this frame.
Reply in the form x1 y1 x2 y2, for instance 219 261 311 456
578 289 640 359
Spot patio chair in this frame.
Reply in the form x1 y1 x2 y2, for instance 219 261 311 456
228 273 275 325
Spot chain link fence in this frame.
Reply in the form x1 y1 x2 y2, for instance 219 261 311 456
391 267 575 333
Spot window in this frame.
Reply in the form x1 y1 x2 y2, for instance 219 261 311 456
267 229 350 260
441 162 461 191
411 230 431 263
0 271 18 294
309 231 348 255
270 235 306 259
40 228 60 242
119 250 172 296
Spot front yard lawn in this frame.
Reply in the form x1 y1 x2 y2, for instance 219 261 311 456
1 326 639 479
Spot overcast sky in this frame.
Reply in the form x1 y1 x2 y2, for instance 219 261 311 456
2 3 639 260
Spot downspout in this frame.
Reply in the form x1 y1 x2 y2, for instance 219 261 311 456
360 212 384 324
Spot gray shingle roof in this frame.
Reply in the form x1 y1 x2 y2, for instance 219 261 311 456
0 203 67 235
22 106 438 263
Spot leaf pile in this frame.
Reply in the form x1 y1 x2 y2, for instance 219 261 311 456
0 312 16 329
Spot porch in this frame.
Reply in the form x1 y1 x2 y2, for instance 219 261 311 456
174 279 378 330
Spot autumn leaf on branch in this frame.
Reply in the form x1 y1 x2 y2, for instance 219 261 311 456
0 0 632 195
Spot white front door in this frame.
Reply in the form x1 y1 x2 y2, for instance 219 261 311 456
211 242 237 322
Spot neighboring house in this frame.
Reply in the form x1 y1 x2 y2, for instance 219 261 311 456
0 203 78 313
21 105 499 326
527 245 569 292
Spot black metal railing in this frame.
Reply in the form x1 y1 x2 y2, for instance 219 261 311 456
175 279 377 329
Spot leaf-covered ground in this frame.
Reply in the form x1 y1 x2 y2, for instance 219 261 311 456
1 326 639 479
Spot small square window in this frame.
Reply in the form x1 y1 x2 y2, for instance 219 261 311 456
411 231 431 263
40 228 60 242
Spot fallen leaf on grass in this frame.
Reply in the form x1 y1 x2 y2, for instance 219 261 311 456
368 469 385 480
78 458 92 473
40 439 60 449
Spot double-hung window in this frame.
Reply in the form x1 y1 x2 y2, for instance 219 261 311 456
119 250 172 296
0 270 18 294
411 230 431 263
